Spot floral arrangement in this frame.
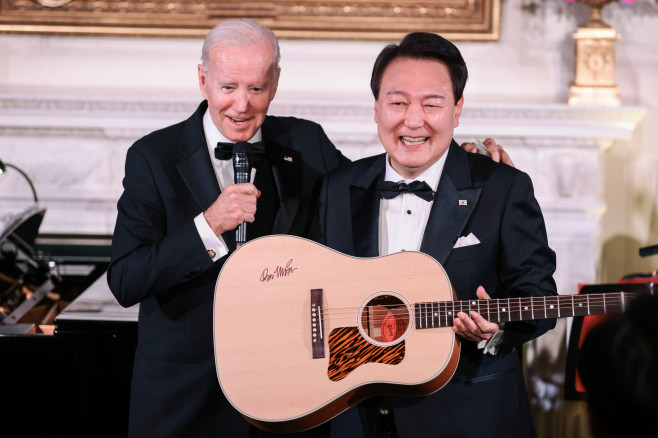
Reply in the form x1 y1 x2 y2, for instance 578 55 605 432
521 0 657 16
562 0 641 3
564 0 649 3
560 0 658 16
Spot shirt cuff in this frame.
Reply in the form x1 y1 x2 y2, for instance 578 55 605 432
477 329 504 356
194 213 229 262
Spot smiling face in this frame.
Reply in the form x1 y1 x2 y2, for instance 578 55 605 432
198 41 280 142
374 57 464 179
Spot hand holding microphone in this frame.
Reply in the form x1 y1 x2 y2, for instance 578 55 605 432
203 142 259 244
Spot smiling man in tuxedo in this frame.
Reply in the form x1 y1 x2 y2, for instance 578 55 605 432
318 32 558 437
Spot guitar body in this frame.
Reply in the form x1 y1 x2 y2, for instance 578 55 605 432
213 235 459 433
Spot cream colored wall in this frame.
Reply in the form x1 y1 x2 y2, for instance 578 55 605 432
2 0 656 282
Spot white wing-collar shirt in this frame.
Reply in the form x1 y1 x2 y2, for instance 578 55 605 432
378 152 446 257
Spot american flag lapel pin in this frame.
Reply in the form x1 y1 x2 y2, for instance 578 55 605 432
458 199 468 206
284 155 293 162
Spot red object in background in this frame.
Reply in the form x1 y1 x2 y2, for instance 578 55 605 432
565 246 658 395
574 312 609 393
572 285 610 394
564 280 655 400
618 272 658 284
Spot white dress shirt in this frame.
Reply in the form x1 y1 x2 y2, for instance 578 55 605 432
378 154 445 257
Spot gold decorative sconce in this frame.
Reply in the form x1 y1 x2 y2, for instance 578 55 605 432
568 0 621 106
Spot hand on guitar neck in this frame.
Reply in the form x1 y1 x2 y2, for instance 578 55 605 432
451 286 500 343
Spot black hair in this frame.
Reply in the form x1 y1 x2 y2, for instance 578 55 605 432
370 32 468 104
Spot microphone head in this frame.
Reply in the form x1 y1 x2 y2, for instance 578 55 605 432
232 141 252 184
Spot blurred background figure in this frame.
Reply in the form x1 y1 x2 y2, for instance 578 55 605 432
577 289 658 438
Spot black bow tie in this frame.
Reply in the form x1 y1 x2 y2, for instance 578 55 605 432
377 180 435 202
215 141 267 166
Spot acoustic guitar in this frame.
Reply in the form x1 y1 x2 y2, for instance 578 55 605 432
213 235 634 433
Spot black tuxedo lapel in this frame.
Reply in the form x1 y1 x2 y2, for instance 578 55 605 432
176 102 220 212
177 146 220 211
270 147 302 234
249 158 278 239
421 142 481 264
349 155 386 257
261 122 303 235
175 101 234 248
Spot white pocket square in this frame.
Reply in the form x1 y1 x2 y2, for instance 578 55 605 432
453 233 481 248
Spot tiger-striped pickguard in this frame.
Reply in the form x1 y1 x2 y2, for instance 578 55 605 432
328 327 405 381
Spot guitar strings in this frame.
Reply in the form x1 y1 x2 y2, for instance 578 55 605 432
317 293 636 325
320 294 632 314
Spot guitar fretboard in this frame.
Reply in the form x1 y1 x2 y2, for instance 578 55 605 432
414 292 634 329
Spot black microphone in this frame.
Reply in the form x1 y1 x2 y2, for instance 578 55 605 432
233 141 252 249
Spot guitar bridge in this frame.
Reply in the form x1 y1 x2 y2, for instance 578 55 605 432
311 288 325 358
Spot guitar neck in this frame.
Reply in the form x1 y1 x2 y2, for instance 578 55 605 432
414 292 635 329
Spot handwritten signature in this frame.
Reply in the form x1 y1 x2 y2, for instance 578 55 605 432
260 259 297 282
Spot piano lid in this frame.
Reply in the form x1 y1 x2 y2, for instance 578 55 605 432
0 205 45 249
55 271 138 323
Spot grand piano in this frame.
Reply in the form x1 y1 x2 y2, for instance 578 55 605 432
0 206 137 437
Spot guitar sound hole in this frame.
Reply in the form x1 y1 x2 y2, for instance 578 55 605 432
359 294 410 345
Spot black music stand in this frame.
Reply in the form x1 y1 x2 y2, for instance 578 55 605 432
639 243 658 258
564 281 655 400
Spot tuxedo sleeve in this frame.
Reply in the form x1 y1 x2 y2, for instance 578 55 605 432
107 145 216 308
304 125 350 243
498 171 558 351
318 125 350 170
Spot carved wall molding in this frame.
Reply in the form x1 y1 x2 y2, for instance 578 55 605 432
0 95 645 283
0 126 106 138
0 94 646 140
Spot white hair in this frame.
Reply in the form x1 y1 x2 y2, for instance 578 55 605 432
201 19 281 78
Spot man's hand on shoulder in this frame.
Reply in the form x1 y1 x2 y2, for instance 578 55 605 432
461 138 515 168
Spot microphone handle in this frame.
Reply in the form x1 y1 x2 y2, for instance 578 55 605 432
233 143 252 249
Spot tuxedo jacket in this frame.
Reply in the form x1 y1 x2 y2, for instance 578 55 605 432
318 141 557 438
107 101 348 437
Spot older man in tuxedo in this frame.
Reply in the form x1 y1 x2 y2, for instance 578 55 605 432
107 18 352 437
318 32 558 437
